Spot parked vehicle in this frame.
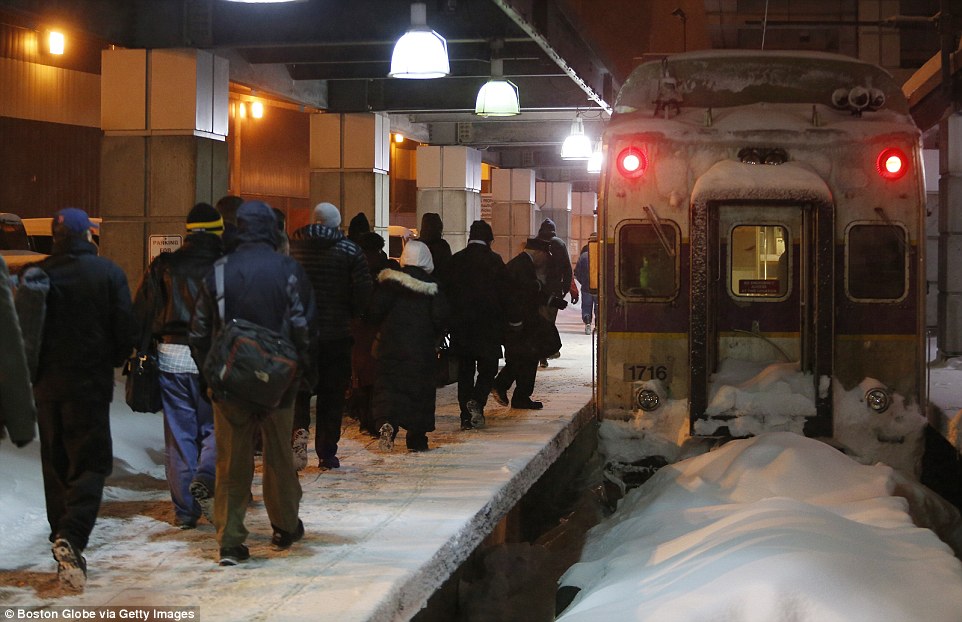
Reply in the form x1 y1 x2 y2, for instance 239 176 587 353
0 213 44 274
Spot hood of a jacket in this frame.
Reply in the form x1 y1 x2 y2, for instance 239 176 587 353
235 201 279 248
418 212 443 243
378 267 438 296
291 223 343 249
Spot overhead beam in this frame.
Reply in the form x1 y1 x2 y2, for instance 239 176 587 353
286 58 567 81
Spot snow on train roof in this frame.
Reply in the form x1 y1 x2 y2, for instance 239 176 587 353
615 50 909 116
691 160 833 204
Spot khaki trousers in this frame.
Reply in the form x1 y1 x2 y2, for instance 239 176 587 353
212 398 302 548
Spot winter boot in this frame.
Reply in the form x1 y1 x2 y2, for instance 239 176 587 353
378 423 395 452
291 428 309 472
467 399 485 429
52 537 87 591
189 480 215 524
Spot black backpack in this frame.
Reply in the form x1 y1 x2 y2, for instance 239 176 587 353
202 258 299 412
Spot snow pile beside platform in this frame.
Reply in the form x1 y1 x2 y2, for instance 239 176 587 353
557 432 962 622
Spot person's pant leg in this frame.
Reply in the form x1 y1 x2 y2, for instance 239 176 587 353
292 389 312 434
456 354 477 422
581 291 595 324
212 399 255 549
259 401 302 534
46 400 112 551
512 357 539 403
159 371 201 523
314 337 353 461
474 356 499 410
190 373 217 492
36 400 68 543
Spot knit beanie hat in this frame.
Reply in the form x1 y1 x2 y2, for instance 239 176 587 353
468 220 494 243
186 202 224 235
313 202 342 228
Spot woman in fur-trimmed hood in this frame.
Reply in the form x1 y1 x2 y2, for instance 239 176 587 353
366 240 449 452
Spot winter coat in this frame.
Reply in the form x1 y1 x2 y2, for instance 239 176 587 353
574 247 589 288
0 256 36 446
133 232 223 346
442 241 508 360
417 213 452 278
367 266 449 433
537 223 573 299
189 204 316 386
289 224 372 342
32 236 135 402
503 250 561 360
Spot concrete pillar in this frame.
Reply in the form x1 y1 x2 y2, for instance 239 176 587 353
416 145 482 253
309 112 390 239
537 181 572 260
100 48 229 285
938 114 962 356
490 168 536 260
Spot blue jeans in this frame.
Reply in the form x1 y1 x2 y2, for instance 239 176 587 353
581 291 597 325
159 371 216 525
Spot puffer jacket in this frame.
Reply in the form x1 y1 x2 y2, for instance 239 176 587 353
33 236 135 402
289 224 372 341
133 232 222 345
189 203 315 380
0 256 36 446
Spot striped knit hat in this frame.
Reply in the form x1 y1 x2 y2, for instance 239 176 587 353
186 202 224 236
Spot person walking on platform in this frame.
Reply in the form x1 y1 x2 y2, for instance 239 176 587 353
441 220 507 430
574 235 597 334
132 203 224 530
0 255 36 450
535 218 573 367
368 240 449 452
31 208 135 590
289 202 372 470
190 201 314 566
417 212 452 278
490 238 562 410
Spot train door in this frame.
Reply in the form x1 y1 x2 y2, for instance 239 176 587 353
690 197 834 437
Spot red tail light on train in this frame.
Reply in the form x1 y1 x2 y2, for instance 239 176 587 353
616 147 648 179
876 148 907 180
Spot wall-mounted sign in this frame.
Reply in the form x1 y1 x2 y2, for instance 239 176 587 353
149 235 183 263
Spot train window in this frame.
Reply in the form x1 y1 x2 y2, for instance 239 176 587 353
616 221 679 299
729 225 789 299
846 223 907 301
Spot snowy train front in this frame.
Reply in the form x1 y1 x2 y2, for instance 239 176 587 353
594 51 926 465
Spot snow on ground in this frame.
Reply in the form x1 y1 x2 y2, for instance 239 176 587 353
0 306 594 621
557 432 962 622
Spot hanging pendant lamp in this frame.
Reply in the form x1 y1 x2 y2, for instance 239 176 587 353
389 3 450 79
586 141 603 173
475 59 520 116
561 116 592 160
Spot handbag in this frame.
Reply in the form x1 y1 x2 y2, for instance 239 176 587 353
124 345 163 413
435 333 459 388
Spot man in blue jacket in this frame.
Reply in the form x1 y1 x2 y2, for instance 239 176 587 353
190 201 315 566
32 208 135 591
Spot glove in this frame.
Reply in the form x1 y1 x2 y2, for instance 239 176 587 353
571 293 579 305
547 296 568 310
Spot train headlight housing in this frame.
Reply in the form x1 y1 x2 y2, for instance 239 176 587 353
865 387 891 413
636 389 661 412
616 147 648 179
876 148 907 180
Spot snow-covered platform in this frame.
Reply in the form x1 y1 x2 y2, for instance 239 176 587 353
0 307 595 622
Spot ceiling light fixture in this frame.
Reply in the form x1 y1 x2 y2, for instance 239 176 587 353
561 115 592 160
475 59 520 117
389 3 449 79
586 141 603 173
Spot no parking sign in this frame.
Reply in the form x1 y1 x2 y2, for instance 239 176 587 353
148 235 183 263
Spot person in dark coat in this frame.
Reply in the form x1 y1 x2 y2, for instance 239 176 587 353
215 195 243 252
442 220 508 430
132 203 223 529
368 240 449 452
32 208 135 590
536 218 574 366
0 255 36 449
189 200 315 566
289 202 373 470
417 212 452 278
349 231 394 436
490 238 562 410
347 212 371 244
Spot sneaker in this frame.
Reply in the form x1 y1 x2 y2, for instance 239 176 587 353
218 544 250 566
378 423 395 452
291 428 309 472
539 358 549 368
177 519 197 530
319 455 340 470
584 323 592 335
547 351 561 359
189 480 215 524
490 387 509 407
271 519 305 550
467 399 485 428
511 398 544 410
52 538 86 591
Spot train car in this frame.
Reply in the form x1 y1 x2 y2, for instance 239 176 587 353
595 51 926 461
